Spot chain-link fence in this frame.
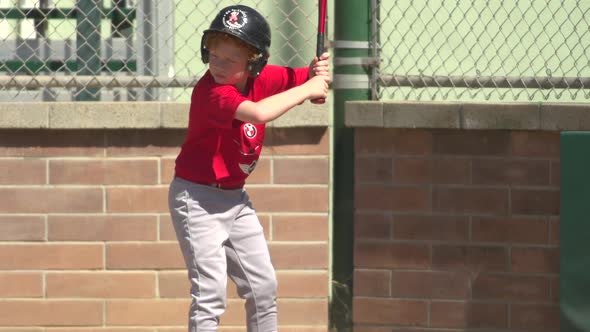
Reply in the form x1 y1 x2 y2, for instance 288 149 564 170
375 0 590 101
2 1 590 102
0 0 317 102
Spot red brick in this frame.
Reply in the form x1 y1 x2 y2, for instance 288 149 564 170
511 304 559 330
259 214 271 240
355 185 430 212
272 215 328 241
354 213 391 240
106 243 184 269
274 157 329 184
392 129 433 155
353 298 428 325
394 157 471 185
430 301 467 328
391 271 470 299
48 215 158 241
551 160 560 186
0 187 103 213
0 272 43 297
0 130 104 157
434 130 511 156
159 329 326 332
106 299 187 325
161 157 176 184
0 216 45 241
160 213 266 243
431 301 508 329
105 130 185 157
159 214 176 241
107 187 169 213
158 271 187 298
393 215 469 242
354 269 391 296
472 274 550 301
47 272 156 298
264 127 330 155
511 247 559 274
393 158 431 184
511 131 559 158
550 277 559 303
0 243 103 270
269 243 328 269
271 328 326 332
355 242 430 269
158 271 328 299
50 159 158 184
246 158 271 184
355 157 393 183
0 159 46 184
276 271 329 298
472 159 551 185
549 217 559 245
511 189 560 216
48 329 155 332
0 300 102 326
471 216 549 244
432 158 471 184
432 245 509 272
247 187 329 212
433 187 509 215
277 299 328 325
355 129 396 155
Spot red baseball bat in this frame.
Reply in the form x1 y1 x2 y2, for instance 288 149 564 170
311 0 327 104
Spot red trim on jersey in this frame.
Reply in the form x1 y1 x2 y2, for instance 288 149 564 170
175 65 310 188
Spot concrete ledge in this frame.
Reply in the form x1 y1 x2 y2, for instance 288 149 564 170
0 101 329 129
346 101 590 131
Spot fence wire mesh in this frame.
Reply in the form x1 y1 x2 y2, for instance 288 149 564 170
1 1 589 102
0 0 316 101
375 0 590 101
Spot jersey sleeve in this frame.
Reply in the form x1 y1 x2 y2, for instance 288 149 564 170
191 82 248 129
261 65 310 95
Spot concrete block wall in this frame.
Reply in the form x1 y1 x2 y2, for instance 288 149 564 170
0 102 331 331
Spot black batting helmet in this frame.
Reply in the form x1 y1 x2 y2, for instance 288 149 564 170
201 5 271 77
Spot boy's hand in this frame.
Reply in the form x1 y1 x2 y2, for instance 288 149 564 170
309 52 331 79
304 74 331 100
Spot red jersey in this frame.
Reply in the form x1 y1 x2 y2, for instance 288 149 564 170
174 64 310 188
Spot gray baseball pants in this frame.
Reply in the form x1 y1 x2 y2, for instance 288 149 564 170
168 176 278 332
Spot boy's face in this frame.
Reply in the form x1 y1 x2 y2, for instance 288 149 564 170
208 41 250 90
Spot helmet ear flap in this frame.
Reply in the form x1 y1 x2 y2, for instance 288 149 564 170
201 34 210 64
248 53 268 77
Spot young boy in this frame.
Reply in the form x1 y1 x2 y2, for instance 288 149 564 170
168 4 330 332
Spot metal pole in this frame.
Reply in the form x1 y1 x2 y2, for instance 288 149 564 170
76 0 101 101
331 0 372 331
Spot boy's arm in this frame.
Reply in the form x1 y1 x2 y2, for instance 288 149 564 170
235 74 330 124
235 52 331 124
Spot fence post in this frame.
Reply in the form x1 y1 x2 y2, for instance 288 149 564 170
76 0 101 101
331 0 373 330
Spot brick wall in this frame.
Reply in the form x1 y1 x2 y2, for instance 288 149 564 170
353 128 560 332
0 127 331 331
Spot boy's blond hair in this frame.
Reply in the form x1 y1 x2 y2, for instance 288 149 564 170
204 31 260 63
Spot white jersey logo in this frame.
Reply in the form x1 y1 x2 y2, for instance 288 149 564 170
244 123 257 138
239 160 258 175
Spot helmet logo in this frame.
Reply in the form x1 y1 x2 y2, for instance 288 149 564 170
223 9 248 29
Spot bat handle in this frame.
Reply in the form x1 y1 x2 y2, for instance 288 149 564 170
311 32 326 104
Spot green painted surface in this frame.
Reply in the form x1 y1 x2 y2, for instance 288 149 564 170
560 132 590 332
